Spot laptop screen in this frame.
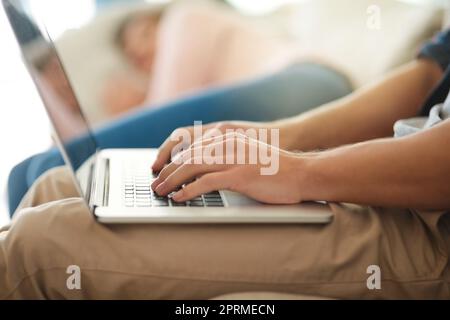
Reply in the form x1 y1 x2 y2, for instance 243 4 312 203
3 0 98 198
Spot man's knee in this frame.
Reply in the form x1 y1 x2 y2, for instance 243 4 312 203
10 198 88 260
33 166 77 195
2 198 91 298
15 166 79 214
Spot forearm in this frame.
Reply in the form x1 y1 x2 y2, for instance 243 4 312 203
276 59 442 151
300 120 450 210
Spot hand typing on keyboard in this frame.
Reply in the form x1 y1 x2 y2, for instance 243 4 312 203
151 132 306 205
123 166 224 208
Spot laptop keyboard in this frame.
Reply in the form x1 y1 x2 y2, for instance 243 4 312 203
123 168 224 208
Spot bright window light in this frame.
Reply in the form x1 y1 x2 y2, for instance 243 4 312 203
225 0 308 15
28 0 96 38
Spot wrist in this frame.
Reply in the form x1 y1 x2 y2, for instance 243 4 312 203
271 122 302 150
273 118 316 151
292 151 331 202
285 152 312 201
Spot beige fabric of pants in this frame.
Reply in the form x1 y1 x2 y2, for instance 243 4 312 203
1 166 449 299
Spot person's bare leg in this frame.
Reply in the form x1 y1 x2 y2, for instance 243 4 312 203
149 3 300 104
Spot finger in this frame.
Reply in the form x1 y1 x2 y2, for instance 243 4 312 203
175 133 228 161
200 122 228 140
190 131 245 149
172 172 231 202
152 149 213 191
190 134 222 149
152 133 252 190
152 138 172 172
152 149 201 190
152 128 192 172
174 133 249 164
155 134 250 188
198 125 227 141
155 162 228 196
153 137 235 191
151 159 183 191
152 125 226 172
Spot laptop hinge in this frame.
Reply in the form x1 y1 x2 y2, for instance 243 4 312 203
89 156 110 209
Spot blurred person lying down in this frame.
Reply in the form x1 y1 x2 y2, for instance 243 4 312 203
101 2 310 116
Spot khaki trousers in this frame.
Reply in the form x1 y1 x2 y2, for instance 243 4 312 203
1 166 449 299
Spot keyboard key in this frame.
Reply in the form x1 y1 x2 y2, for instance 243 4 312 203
135 199 151 203
135 197 151 201
204 199 222 203
123 166 226 209
204 194 221 199
136 203 151 207
135 183 150 189
171 201 187 207
188 201 205 207
205 191 220 196
206 203 224 207
153 200 169 206
135 200 150 203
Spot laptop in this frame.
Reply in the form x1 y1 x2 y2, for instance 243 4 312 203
3 0 333 224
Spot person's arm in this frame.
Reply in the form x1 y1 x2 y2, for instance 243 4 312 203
276 59 443 151
152 119 450 210
152 59 443 172
299 118 450 209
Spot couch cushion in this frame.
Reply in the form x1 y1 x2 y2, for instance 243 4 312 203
277 0 444 87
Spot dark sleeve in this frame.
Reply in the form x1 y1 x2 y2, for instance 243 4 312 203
418 29 450 71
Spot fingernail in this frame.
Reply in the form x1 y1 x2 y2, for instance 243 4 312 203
151 178 161 190
172 190 184 201
152 159 162 170
155 182 167 195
